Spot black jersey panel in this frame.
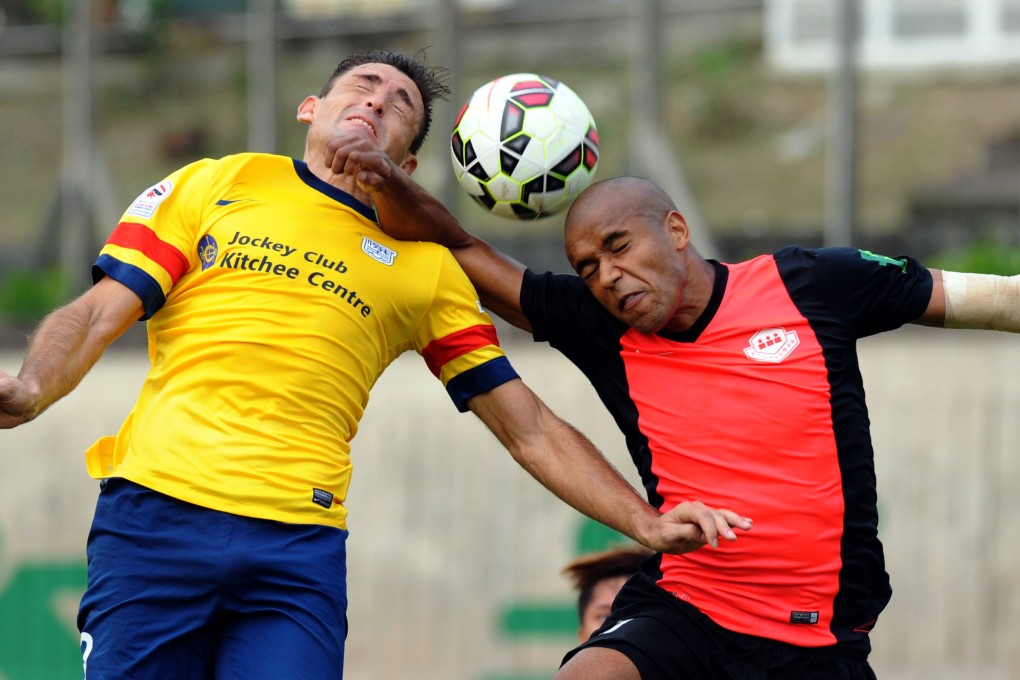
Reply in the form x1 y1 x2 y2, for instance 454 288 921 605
521 269 665 507
773 246 933 641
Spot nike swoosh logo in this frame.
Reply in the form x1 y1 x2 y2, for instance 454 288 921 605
215 199 254 206
598 618 634 636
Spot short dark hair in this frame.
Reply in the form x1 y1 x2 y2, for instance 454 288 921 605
320 50 451 154
562 545 653 618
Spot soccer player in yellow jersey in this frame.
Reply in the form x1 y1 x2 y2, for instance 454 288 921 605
0 51 750 678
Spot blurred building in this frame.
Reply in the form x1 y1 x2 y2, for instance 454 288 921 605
766 0 1020 72
909 130 1020 250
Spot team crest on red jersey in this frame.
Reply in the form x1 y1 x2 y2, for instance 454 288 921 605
744 327 799 363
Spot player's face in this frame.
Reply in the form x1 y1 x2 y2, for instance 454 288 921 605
567 211 689 334
579 575 628 641
303 63 425 165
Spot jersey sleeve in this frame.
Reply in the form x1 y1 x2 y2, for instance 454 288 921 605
520 268 632 381
415 249 519 412
522 268 625 345
91 158 217 319
776 246 934 338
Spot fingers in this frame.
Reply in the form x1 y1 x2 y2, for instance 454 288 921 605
691 502 724 549
720 508 753 533
699 504 754 548
660 501 752 551
0 374 31 429
324 134 391 189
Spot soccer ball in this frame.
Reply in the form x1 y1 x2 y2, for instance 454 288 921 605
450 73 599 220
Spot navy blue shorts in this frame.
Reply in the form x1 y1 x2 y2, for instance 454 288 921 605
561 573 876 680
77 478 349 680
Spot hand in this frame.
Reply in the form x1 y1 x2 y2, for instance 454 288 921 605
642 501 752 554
0 370 38 429
323 131 396 194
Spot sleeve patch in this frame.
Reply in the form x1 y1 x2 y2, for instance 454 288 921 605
125 180 174 219
107 222 191 284
445 357 519 412
422 324 500 377
92 255 166 320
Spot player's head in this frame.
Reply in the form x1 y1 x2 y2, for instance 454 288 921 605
564 176 695 334
318 50 449 154
562 545 652 641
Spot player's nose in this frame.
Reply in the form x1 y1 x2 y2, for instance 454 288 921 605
599 262 622 288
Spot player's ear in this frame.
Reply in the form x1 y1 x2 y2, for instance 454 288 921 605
400 153 418 176
296 96 318 124
666 211 690 250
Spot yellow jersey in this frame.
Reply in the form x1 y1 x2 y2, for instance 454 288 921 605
86 153 516 529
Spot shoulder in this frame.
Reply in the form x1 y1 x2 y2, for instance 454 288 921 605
199 152 294 178
772 245 914 273
769 245 886 285
522 268 589 297
373 237 470 293
521 268 625 343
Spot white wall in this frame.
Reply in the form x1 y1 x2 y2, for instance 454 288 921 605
2 327 1020 678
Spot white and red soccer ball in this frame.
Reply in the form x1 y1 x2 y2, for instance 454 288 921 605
450 73 600 220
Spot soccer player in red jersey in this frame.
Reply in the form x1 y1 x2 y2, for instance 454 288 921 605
328 136 1020 678
0 53 749 679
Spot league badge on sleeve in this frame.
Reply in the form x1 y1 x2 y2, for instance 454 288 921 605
125 180 174 219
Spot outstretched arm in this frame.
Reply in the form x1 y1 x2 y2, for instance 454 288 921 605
0 276 142 429
914 268 1020 332
324 133 533 331
466 378 752 554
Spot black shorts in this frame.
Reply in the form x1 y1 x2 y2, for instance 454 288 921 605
560 573 877 680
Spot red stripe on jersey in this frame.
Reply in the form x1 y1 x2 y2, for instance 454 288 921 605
422 324 499 377
108 222 190 284
621 256 844 647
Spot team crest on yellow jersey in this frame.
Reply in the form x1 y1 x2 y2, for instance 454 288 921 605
198 235 218 270
361 236 396 266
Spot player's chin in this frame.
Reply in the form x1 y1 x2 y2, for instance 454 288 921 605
618 308 662 335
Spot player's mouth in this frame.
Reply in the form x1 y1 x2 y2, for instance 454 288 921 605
618 291 644 313
346 116 378 138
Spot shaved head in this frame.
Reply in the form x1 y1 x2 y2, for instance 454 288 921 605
565 176 678 237
561 175 711 334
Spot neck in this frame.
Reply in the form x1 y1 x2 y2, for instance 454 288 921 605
660 256 716 334
302 151 375 207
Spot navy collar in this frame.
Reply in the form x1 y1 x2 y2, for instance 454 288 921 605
656 260 727 343
292 159 377 223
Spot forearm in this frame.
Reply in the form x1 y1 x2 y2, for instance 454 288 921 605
372 167 471 249
450 241 530 331
469 380 752 553
517 411 658 545
475 382 657 545
371 170 532 330
940 270 1020 332
17 307 105 421
325 133 533 330
14 280 139 423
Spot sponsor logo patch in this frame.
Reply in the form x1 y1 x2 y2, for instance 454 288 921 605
790 611 819 624
312 488 334 509
361 236 396 265
197 234 218 271
125 180 174 219
744 327 800 363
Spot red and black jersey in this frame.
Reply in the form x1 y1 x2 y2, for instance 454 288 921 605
521 246 933 649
